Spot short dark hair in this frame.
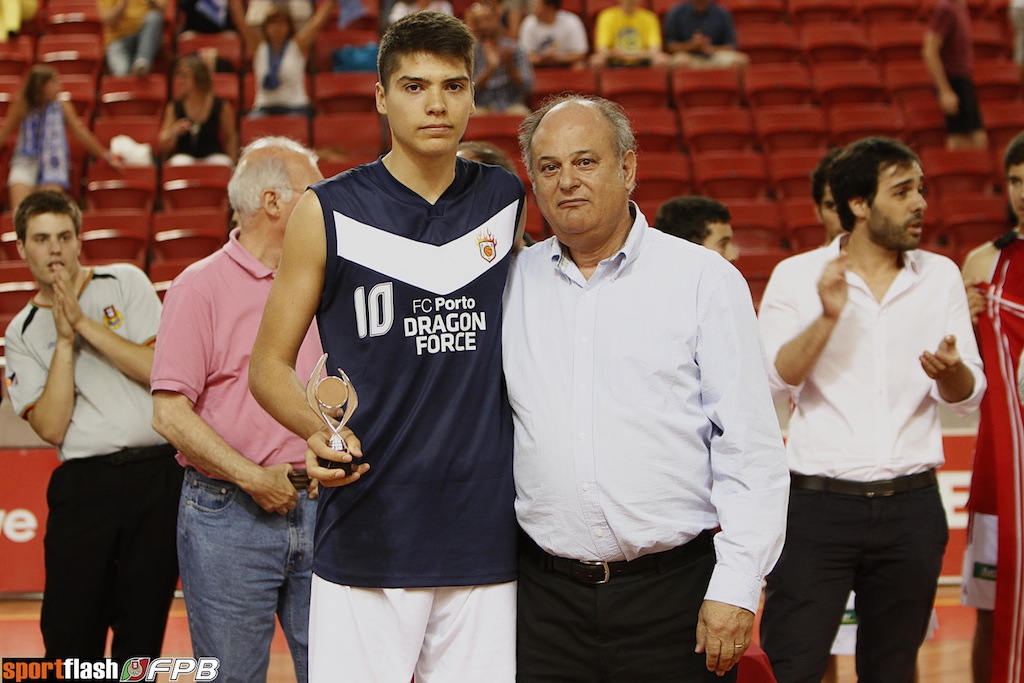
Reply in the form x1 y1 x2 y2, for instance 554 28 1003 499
458 140 516 173
811 147 843 208
22 64 58 111
14 190 82 242
653 195 731 243
377 11 475 92
829 137 920 233
1005 131 1024 172
542 0 561 9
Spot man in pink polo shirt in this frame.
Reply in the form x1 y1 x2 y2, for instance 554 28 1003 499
150 136 325 683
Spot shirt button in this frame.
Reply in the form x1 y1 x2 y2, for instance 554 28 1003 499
596 529 605 538
582 483 590 492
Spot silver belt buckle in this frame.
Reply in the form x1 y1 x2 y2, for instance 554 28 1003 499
579 560 611 584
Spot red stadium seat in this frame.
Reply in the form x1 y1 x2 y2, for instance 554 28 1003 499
463 113 527 163
691 150 769 199
598 67 670 109
313 71 380 114
99 74 168 118
529 66 598 109
628 108 681 152
737 23 803 65
788 0 858 24
869 21 927 63
981 101 1024 153
813 62 887 107
884 61 937 107
92 116 162 154
152 226 228 261
736 248 792 307
716 0 787 24
919 148 997 198
857 0 923 23
743 63 814 108
161 165 232 212
680 106 755 152
902 100 948 151
176 32 244 72
0 35 34 77
941 193 1013 247
79 227 149 267
971 20 1011 60
0 261 33 283
632 151 694 205
754 106 829 152
37 34 104 80
239 115 310 146
152 209 228 241
0 281 38 315
973 59 1024 102
768 149 827 200
57 74 98 121
728 199 786 249
671 68 742 109
313 112 385 161
781 197 827 250
313 30 379 73
43 1 103 35
801 23 872 63
827 103 906 145
81 208 153 236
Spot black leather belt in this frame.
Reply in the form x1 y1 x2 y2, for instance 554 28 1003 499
531 530 715 585
287 470 312 490
74 443 177 466
790 469 938 498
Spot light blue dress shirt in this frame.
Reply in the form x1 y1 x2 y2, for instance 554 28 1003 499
502 204 790 612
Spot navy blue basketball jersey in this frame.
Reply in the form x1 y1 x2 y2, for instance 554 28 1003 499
310 157 524 587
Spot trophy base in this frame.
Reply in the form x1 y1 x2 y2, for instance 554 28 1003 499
318 457 356 475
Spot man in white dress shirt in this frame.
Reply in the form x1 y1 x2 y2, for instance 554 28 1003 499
504 94 789 682
757 136 985 683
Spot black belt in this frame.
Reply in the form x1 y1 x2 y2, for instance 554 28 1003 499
75 443 177 466
287 470 312 490
530 530 715 585
790 469 938 498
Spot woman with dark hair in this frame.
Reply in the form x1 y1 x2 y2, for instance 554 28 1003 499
160 54 239 166
230 0 333 117
0 65 119 211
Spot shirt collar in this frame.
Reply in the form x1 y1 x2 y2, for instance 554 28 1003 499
223 227 274 279
547 201 649 277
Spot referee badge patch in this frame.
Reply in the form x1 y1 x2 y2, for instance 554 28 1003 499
477 230 497 263
103 305 124 330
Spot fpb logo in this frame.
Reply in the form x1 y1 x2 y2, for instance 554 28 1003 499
119 658 219 682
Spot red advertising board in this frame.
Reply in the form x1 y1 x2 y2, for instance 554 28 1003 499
0 436 978 594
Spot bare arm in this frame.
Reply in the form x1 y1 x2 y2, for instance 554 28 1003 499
249 191 367 485
961 243 997 324
157 101 189 155
294 0 335 55
220 100 239 162
26 310 76 446
62 101 111 163
228 0 261 57
922 30 958 115
0 96 25 149
151 391 303 513
774 254 848 387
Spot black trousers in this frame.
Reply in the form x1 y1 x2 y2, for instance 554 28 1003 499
41 452 183 660
760 486 948 683
517 534 736 683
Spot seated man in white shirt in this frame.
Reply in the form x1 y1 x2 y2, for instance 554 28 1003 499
757 136 985 683
518 0 588 69
505 94 789 682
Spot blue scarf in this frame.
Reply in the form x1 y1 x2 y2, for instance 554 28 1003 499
195 0 229 26
14 101 70 188
262 39 289 91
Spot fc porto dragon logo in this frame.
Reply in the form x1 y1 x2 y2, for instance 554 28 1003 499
477 229 497 262
103 305 123 330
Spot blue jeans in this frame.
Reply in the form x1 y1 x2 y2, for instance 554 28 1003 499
105 9 163 75
178 467 315 683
